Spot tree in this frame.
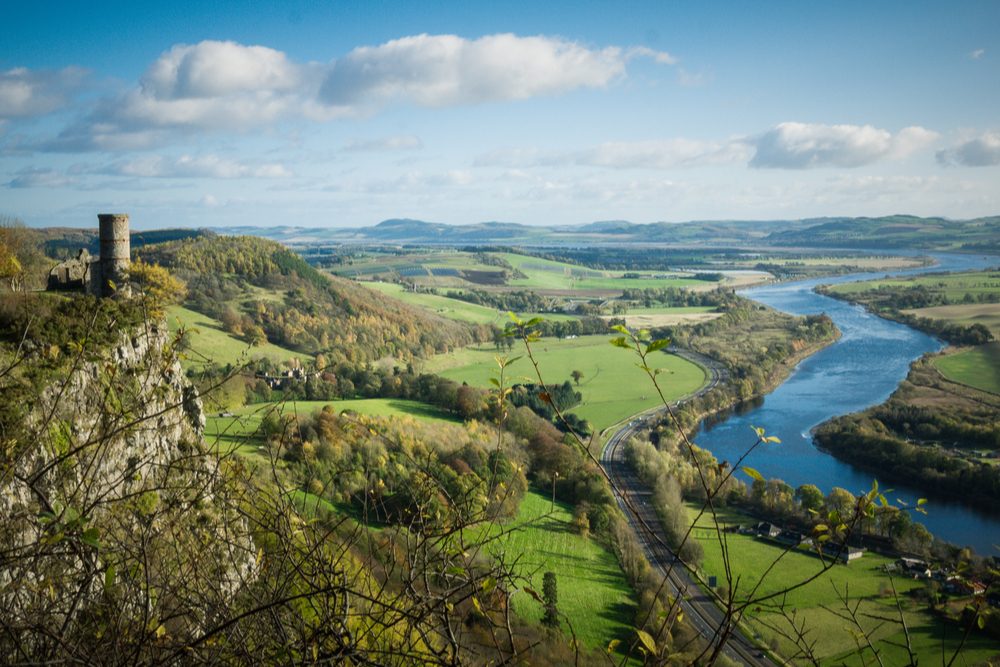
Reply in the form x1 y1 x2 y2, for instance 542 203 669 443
570 369 584 385
542 571 559 628
795 483 824 514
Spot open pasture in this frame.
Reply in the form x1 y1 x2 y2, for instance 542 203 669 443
481 491 636 652
932 342 1000 394
205 398 457 456
424 335 707 431
167 305 305 368
830 270 1000 301
685 504 999 665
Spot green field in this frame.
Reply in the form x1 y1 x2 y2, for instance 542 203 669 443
425 335 707 431
830 270 1000 301
499 252 706 292
485 491 636 651
167 305 305 368
365 282 578 325
686 504 1000 665
933 342 1000 394
205 398 457 456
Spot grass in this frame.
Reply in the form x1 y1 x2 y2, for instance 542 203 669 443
499 252 706 292
204 398 458 456
685 503 1000 665
830 270 1000 302
905 302 1000 337
364 282 578 324
167 305 305 368
483 491 636 652
932 342 1000 394
423 335 707 431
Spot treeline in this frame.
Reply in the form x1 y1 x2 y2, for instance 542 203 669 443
443 288 557 313
620 286 735 308
628 433 938 559
816 282 995 346
508 381 590 435
814 417 1000 515
142 236 488 364
813 358 1000 515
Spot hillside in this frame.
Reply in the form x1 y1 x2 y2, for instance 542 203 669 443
139 235 485 365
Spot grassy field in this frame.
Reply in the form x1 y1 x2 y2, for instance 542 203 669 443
932 342 1000 394
602 305 722 329
205 398 457 456
167 305 305 368
364 282 578 325
685 504 1000 665
830 270 1000 301
424 335 707 431
485 491 636 652
906 302 1000 336
499 252 707 292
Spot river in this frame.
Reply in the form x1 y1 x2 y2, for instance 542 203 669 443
693 253 1000 555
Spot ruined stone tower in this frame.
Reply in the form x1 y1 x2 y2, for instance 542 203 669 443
97 213 130 296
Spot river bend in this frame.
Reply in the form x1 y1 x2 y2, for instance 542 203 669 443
693 253 999 555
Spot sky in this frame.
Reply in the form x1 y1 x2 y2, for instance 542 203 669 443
2 0 999 229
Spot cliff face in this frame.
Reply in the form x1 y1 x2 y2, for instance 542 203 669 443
0 320 255 657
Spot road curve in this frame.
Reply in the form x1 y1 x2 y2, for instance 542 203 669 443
599 352 775 667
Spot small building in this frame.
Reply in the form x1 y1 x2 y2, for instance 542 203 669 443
755 522 781 538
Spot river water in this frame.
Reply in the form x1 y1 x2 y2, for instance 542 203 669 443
693 253 1000 555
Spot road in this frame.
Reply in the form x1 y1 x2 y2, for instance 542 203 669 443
599 351 774 667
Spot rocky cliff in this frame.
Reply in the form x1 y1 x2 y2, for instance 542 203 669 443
0 316 256 659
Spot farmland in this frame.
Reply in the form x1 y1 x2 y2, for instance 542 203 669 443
424 335 707 431
167 304 306 368
686 504 1000 666
205 397 458 456
481 491 636 652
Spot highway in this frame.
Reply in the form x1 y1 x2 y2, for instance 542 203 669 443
599 351 774 667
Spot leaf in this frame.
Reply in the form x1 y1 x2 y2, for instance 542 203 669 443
471 596 482 613
635 628 657 655
612 324 629 335
104 565 116 591
646 338 670 353
81 527 100 549
764 436 781 444
742 466 764 482
610 336 632 349
606 639 621 655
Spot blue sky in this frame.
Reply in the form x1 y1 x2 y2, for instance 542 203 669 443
2 0 998 229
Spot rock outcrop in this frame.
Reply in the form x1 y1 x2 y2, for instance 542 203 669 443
0 320 256 658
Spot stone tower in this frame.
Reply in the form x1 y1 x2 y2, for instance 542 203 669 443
97 213 130 297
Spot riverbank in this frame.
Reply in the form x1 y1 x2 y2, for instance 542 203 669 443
650 303 841 452
690 253 1000 554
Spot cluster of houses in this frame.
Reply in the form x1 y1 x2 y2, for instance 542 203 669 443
728 521 865 563
254 367 319 390
887 557 989 597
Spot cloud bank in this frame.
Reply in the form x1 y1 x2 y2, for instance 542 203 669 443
36 35 673 152
936 132 1000 166
0 67 88 119
750 122 937 169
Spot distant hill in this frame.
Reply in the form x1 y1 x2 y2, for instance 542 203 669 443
764 215 1000 251
139 235 483 365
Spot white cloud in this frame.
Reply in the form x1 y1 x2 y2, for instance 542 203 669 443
750 122 938 169
343 135 423 152
936 131 1000 166
0 67 88 119
101 154 291 179
970 48 985 60
44 35 674 151
318 33 634 109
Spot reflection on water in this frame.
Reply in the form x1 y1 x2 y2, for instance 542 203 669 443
692 253 1000 555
